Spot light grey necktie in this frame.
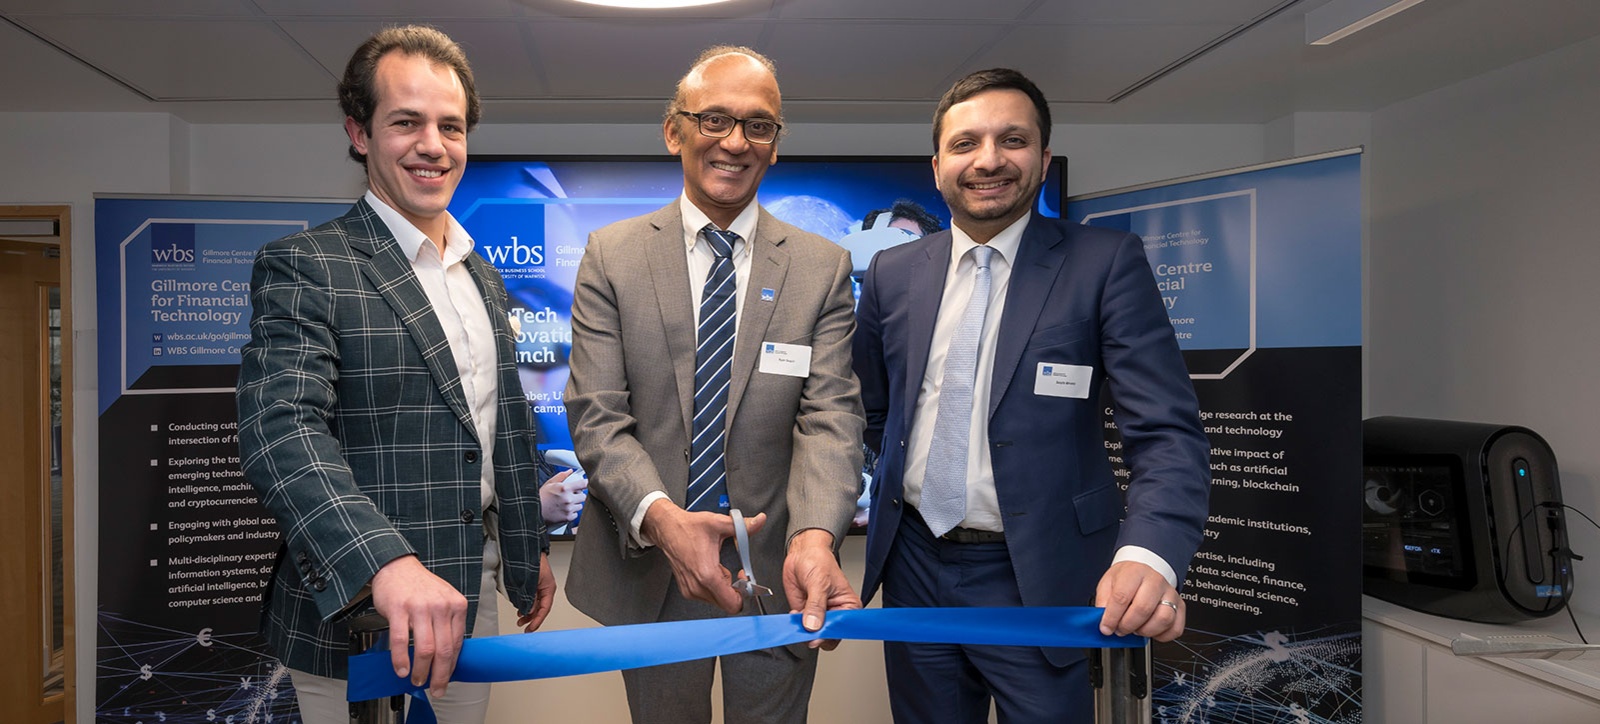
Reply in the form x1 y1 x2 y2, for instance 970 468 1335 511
920 244 995 537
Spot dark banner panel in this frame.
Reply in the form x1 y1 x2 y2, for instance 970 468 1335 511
95 197 347 723
1069 151 1364 723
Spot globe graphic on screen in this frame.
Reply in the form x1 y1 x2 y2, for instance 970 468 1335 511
765 195 854 241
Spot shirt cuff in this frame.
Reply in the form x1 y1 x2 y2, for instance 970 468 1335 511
1112 545 1178 588
630 491 670 548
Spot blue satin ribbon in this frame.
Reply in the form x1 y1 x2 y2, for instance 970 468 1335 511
348 607 1141 723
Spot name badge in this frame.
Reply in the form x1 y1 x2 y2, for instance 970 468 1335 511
759 342 812 378
1034 362 1092 399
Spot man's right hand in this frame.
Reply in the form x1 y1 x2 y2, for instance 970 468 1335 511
370 555 468 698
641 500 766 614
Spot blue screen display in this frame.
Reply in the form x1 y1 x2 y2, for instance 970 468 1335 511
451 155 1064 535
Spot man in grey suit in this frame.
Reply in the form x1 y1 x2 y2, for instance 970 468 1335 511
564 46 865 724
237 26 564 724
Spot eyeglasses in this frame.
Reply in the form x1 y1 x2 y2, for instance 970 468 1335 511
677 111 782 145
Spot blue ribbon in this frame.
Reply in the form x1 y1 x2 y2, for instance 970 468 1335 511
348 607 1141 723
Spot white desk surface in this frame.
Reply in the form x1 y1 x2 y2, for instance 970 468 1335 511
1363 594 1600 700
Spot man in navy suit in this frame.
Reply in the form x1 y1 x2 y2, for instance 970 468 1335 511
853 68 1210 722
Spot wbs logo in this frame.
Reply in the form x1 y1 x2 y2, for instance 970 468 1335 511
482 235 545 266
481 235 545 280
150 224 196 267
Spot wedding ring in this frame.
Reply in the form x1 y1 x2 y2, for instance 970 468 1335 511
1158 599 1180 612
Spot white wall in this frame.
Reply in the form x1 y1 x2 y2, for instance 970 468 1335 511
5 110 1262 721
0 111 179 724
1367 34 1600 616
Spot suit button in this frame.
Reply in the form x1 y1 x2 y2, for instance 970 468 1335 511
312 579 327 592
892 498 901 508
461 509 476 524
464 450 479 464
297 551 309 563
298 560 312 573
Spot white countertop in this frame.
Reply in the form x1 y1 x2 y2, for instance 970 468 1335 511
1363 594 1600 700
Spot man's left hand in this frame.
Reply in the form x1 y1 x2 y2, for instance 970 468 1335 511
517 552 557 632
781 529 861 650
1095 560 1185 642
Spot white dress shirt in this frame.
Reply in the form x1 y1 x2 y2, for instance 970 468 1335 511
904 213 1176 587
903 216 1023 532
366 191 499 514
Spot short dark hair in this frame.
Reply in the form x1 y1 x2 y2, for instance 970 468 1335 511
338 25 481 167
864 199 944 236
931 68 1051 151
664 45 783 138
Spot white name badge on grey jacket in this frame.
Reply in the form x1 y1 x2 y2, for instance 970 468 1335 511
1035 362 1092 398
759 342 812 377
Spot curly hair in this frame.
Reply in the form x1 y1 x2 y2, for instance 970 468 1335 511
338 25 481 167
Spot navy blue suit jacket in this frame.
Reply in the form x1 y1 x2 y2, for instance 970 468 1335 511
854 214 1209 656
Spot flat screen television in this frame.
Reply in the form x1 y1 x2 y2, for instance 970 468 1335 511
451 155 1068 536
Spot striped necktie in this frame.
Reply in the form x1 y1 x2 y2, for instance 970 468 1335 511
920 244 995 536
686 226 739 512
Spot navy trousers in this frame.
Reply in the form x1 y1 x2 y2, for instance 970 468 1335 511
881 508 1091 724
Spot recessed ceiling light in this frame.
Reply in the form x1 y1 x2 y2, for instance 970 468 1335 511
571 0 737 8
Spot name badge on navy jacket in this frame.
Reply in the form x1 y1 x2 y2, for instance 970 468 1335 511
759 342 811 377
1035 362 1092 398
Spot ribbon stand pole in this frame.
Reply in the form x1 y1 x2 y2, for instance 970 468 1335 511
1092 640 1152 723
347 613 404 724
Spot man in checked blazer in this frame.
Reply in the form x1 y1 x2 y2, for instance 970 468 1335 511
564 46 865 724
237 26 564 724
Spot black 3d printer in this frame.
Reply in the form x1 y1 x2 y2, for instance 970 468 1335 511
1363 416 1574 623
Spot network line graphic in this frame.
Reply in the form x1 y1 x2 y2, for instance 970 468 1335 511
1153 625 1363 723
96 611 300 724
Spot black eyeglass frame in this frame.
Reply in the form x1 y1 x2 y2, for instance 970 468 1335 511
676 111 783 145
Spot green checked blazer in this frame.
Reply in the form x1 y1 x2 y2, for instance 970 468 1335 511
237 198 548 678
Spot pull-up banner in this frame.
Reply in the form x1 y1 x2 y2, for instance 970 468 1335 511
1067 150 1363 723
94 195 347 724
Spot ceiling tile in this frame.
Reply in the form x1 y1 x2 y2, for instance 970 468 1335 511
763 22 1004 99
0 17 151 111
0 0 255 15
514 0 776 20
281 19 547 98
15 16 334 99
526 19 764 97
254 0 777 20
1025 0 1296 25
252 0 532 18
777 0 1036 22
965 23 1237 102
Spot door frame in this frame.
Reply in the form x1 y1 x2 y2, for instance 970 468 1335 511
0 204 74 724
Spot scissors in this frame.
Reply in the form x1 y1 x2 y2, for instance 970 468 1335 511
729 509 775 615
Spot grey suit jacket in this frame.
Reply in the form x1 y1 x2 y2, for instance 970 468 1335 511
236 199 548 677
564 202 864 625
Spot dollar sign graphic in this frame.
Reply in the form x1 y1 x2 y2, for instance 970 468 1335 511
1264 631 1291 662
139 664 153 681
